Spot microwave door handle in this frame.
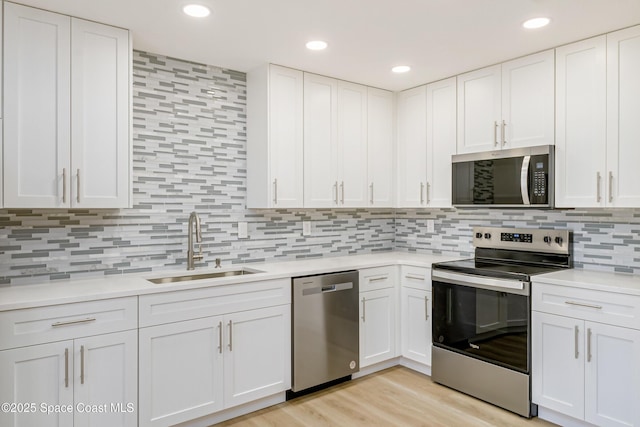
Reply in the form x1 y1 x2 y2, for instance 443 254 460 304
520 155 531 205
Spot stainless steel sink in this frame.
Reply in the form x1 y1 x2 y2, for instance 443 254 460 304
147 268 262 284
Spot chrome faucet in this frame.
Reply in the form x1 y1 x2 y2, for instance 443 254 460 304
187 211 203 270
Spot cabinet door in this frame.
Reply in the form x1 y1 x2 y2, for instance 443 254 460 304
360 288 396 367
456 65 501 154
397 85 427 207
139 317 224 427
555 36 607 208
367 88 394 207
337 81 368 207
584 322 640 427
268 65 304 207
304 73 338 207
532 312 584 419
74 330 137 427
71 19 130 208
607 26 640 207
502 50 555 149
3 3 71 208
401 287 432 366
0 341 74 427
224 305 290 408
426 77 456 207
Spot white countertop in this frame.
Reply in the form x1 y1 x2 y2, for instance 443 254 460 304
0 252 460 311
534 268 640 296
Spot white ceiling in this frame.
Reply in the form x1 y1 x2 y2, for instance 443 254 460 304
11 0 640 91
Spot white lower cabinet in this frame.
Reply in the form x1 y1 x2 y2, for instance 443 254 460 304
533 282 640 427
139 305 290 427
399 266 432 366
0 330 137 427
359 267 397 367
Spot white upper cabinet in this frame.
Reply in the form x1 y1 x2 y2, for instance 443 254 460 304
367 87 394 207
555 36 607 208
426 77 456 207
606 25 640 207
247 64 304 208
397 85 427 207
456 65 501 153
337 81 368 207
457 51 554 154
3 3 130 208
304 72 339 207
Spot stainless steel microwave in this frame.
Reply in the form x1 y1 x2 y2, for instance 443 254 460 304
452 145 554 208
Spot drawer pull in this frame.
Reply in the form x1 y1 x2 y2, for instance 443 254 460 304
587 328 592 363
64 348 69 388
80 345 85 384
368 276 387 283
425 296 429 321
218 321 223 354
52 317 97 327
405 274 424 281
228 320 233 352
564 301 603 310
361 297 366 322
574 325 579 359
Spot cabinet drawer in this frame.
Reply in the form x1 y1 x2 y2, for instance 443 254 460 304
0 297 138 350
359 266 397 291
139 278 291 327
400 266 431 291
533 282 640 329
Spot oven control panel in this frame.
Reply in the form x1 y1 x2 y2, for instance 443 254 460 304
472 227 569 255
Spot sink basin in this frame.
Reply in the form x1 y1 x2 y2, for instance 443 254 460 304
147 268 262 284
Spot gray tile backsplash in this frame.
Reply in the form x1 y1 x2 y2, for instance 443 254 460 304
1 51 639 285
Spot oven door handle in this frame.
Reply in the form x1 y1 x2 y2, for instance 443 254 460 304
432 270 529 295
521 155 531 205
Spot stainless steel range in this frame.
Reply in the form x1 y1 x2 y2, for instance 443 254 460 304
431 226 571 418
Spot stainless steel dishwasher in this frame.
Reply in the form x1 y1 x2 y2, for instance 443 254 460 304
291 270 359 393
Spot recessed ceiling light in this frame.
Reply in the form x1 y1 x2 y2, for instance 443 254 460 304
392 65 411 73
183 4 211 18
523 17 550 29
306 41 328 51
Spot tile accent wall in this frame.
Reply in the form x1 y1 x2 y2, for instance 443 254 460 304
1 51 639 285
395 208 640 275
0 52 395 285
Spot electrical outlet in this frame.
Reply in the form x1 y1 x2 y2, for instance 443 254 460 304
238 222 248 239
427 219 435 233
302 221 312 236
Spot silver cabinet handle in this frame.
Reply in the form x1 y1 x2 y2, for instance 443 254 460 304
368 276 387 283
494 121 499 146
52 318 97 327
76 169 81 203
596 172 602 203
218 321 223 354
426 182 431 205
502 120 506 146
608 172 613 203
80 345 85 385
574 325 579 359
228 320 233 351
369 183 374 205
333 181 338 205
62 168 67 203
425 296 429 321
565 301 603 310
420 182 425 205
340 181 345 204
587 328 592 362
405 274 424 280
65 348 70 388
273 179 278 205
361 297 366 322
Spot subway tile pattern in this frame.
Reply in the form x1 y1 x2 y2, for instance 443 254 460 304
1 51 639 285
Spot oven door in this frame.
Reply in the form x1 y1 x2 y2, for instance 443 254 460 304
432 269 531 373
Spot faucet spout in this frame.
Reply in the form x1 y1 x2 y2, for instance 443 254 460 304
187 211 204 270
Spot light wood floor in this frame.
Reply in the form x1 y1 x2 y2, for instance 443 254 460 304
216 366 556 426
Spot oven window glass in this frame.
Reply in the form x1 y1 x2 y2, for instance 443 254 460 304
432 281 529 373
453 157 525 205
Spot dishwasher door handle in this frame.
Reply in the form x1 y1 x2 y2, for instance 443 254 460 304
302 281 354 296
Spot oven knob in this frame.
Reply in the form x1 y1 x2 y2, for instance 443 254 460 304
555 236 563 245
484 233 491 239
475 232 483 239
543 236 552 244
